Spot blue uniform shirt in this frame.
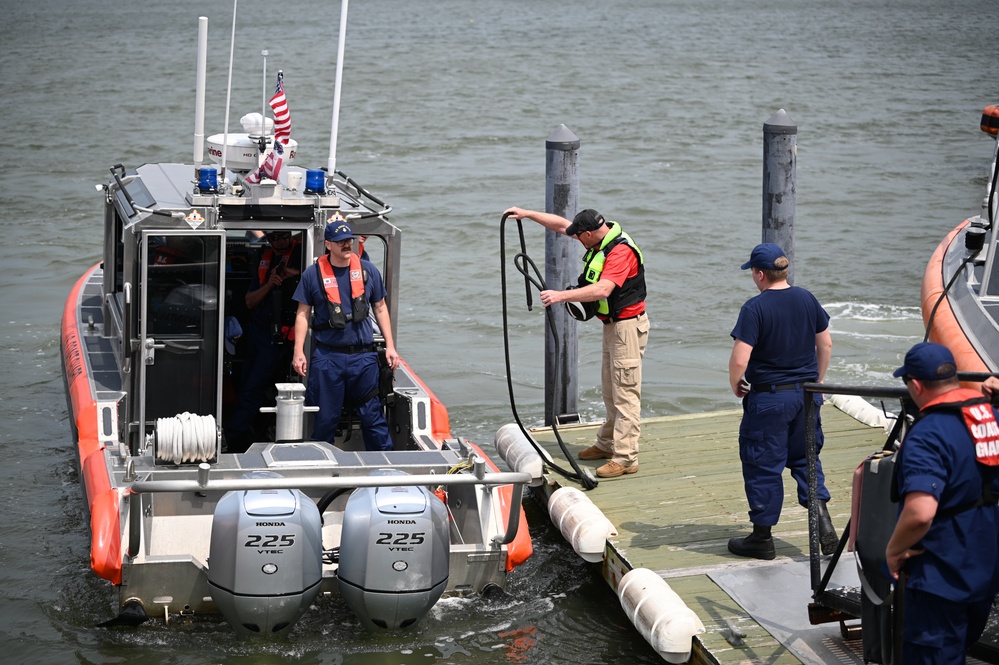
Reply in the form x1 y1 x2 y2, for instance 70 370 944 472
731 286 829 385
897 392 999 603
293 256 387 348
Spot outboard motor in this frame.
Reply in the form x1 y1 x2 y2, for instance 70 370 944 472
208 471 323 636
337 469 450 629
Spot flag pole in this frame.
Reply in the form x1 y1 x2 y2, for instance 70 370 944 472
220 0 239 184
328 0 349 174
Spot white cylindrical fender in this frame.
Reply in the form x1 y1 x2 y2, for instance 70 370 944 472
618 568 705 664
494 423 545 487
547 486 617 562
830 393 896 433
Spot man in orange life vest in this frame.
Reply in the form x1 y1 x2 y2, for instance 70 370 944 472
886 342 999 664
226 230 302 450
291 222 400 450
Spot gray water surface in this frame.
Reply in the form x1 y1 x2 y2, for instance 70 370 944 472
1 0 995 662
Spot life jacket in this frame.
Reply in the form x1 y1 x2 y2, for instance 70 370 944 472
257 238 300 284
313 253 368 330
579 221 646 319
898 389 999 518
151 244 187 265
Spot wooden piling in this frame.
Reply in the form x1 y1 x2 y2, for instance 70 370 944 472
762 109 797 284
544 124 581 425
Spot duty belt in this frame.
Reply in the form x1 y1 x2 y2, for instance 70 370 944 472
751 383 802 393
314 341 376 354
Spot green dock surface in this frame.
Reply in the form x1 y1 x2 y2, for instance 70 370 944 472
530 405 889 664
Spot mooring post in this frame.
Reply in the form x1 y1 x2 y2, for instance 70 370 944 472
544 124 580 426
762 109 797 285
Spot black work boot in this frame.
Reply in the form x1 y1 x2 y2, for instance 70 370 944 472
818 501 839 556
727 524 776 560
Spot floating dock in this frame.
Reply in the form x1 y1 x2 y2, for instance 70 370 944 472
527 404 997 664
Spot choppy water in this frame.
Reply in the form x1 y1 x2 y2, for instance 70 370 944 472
1 0 995 662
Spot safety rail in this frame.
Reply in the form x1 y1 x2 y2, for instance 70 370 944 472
802 382 907 595
802 372 998 593
126 459 531 558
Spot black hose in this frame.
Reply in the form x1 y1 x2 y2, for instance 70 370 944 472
109 164 138 216
923 250 980 343
317 487 353 523
500 213 598 490
984 138 999 231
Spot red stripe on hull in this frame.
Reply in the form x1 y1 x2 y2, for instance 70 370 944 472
921 220 990 376
62 266 122 584
468 443 533 572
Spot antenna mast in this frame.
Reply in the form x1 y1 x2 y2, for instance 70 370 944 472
193 16 208 169
327 0 349 174
220 0 239 181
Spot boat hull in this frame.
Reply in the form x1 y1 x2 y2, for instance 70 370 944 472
921 219 995 374
61 164 534 631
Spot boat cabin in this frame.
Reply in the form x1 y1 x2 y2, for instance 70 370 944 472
95 162 416 455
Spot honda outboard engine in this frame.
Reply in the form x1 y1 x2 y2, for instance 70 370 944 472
338 469 450 629
208 471 323 636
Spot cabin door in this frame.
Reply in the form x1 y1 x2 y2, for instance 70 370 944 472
137 231 226 432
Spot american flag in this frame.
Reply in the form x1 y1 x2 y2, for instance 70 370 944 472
269 71 291 144
244 139 284 184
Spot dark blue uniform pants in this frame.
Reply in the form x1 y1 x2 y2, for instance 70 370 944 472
230 324 286 436
307 349 391 451
903 586 993 665
738 388 830 526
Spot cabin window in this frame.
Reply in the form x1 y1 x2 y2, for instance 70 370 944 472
146 235 220 336
141 233 222 421
111 209 126 294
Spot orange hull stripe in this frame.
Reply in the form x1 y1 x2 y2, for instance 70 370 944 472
90 489 122 585
63 265 122 584
468 443 533 571
397 358 452 442
921 220 990 375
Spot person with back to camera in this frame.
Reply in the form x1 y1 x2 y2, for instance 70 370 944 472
886 342 999 665
727 242 837 559
502 206 650 478
291 221 400 451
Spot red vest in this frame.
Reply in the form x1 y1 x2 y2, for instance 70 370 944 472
921 388 999 466
257 238 300 284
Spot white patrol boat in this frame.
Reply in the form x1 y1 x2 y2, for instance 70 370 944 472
61 9 533 637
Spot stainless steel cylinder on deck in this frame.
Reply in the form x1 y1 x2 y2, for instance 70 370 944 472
259 383 319 442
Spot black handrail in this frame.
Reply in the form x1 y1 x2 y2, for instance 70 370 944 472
802 373 999 591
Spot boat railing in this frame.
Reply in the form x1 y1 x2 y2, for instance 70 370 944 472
329 170 392 219
802 381 907 599
125 460 532 558
802 373 998 618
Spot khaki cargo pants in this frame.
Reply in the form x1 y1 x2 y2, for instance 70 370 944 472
595 312 650 467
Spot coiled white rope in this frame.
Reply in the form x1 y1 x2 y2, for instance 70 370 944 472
155 412 218 464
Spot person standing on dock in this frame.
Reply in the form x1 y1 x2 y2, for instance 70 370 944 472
291 221 400 450
886 342 999 665
727 242 837 560
502 207 649 478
